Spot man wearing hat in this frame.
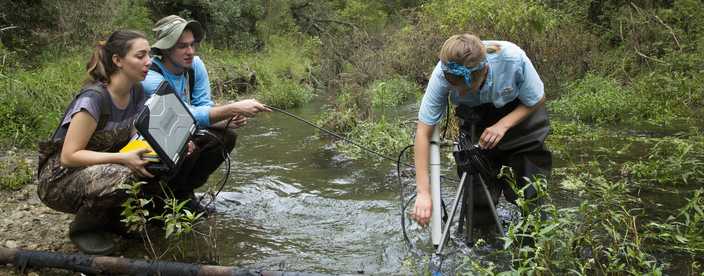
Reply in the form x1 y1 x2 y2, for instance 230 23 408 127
142 15 270 212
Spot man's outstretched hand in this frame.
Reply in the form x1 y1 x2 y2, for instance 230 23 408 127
230 99 271 117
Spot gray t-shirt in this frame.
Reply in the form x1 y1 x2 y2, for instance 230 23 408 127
55 83 145 140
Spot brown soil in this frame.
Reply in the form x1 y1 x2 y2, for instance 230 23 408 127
0 183 76 275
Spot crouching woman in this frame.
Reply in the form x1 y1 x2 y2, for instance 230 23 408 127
37 30 153 255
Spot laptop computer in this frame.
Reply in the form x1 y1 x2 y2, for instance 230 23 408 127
131 81 197 177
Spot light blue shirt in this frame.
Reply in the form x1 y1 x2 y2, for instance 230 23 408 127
418 41 544 125
141 56 214 127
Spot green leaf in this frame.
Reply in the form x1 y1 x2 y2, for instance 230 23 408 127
139 198 151 207
176 199 190 211
538 222 560 236
674 235 689 244
165 223 174 239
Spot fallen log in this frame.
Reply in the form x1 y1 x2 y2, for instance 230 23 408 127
0 247 323 276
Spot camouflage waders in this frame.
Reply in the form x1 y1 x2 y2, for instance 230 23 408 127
37 125 135 215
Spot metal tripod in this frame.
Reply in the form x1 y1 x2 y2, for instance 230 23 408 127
433 117 504 256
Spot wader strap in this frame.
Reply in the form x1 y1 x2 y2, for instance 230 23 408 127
38 83 142 173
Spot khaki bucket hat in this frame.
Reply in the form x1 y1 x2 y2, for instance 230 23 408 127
152 15 205 50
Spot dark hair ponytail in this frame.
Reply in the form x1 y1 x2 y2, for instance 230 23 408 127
85 30 147 84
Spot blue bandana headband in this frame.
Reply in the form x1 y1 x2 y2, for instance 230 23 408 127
441 60 487 87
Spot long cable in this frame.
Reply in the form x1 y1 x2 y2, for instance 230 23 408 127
266 105 414 167
398 144 415 247
194 116 234 210
265 105 459 183
398 144 448 249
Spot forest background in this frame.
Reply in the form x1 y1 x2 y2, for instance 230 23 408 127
0 0 703 274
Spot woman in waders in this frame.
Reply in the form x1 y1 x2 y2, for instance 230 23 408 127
37 30 155 255
410 34 552 229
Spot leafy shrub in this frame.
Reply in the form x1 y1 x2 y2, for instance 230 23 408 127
420 0 595 92
550 74 630 124
251 35 318 108
369 76 419 108
1 0 152 62
204 0 266 49
334 118 412 160
148 0 266 50
630 70 703 115
258 78 313 108
120 181 153 233
337 0 388 33
467 169 665 274
421 0 557 37
317 87 366 134
550 73 671 125
201 34 318 108
382 23 444 84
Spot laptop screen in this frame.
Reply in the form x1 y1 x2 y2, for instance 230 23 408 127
135 81 196 169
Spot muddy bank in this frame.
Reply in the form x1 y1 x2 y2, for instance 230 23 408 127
0 183 75 275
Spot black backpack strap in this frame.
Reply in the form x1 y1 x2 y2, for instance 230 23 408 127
149 62 195 103
149 62 163 75
186 68 195 103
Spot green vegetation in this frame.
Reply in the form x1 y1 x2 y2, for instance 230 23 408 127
200 34 318 108
120 181 212 261
0 53 85 148
622 137 704 186
550 74 664 125
463 167 704 274
649 188 704 255
334 118 412 159
0 152 33 191
120 181 153 234
370 77 419 109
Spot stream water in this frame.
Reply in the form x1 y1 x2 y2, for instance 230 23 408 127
136 99 697 274
203 100 467 274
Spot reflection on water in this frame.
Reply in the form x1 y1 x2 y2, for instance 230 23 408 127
204 103 413 273
197 100 551 274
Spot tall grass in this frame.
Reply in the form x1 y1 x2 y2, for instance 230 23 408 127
369 76 419 108
550 72 699 126
200 34 318 108
549 73 669 125
0 51 86 148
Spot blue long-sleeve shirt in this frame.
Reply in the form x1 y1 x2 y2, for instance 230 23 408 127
418 41 544 126
141 56 214 127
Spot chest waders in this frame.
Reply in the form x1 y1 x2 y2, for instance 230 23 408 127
36 84 144 255
457 98 551 242
431 98 552 266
